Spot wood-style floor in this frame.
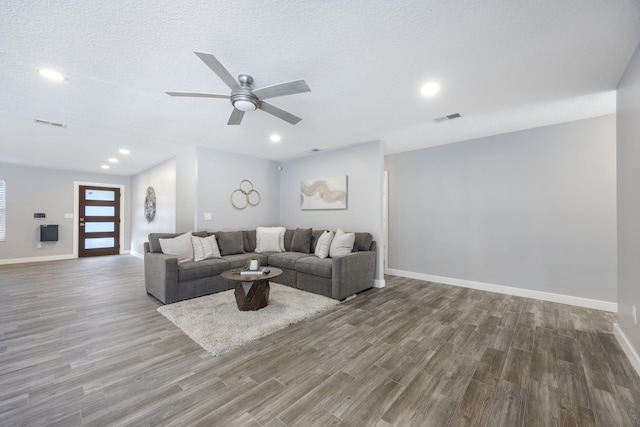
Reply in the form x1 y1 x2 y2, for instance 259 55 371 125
1 255 639 426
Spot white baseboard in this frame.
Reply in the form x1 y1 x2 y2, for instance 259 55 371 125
614 323 640 377
374 278 386 288
0 254 76 265
1 250 135 265
386 269 617 312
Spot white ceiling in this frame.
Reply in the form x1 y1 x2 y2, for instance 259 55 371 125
2 0 640 176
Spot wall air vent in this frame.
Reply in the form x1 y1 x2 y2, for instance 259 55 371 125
433 113 463 122
34 119 67 128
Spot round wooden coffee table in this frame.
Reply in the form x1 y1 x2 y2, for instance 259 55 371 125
220 267 283 311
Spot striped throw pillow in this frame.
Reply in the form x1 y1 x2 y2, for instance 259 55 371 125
191 234 221 261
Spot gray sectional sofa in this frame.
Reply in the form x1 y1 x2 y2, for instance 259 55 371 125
144 229 376 304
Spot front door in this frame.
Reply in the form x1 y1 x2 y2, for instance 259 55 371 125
78 185 121 257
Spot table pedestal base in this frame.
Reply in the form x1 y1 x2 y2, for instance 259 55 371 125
234 280 270 311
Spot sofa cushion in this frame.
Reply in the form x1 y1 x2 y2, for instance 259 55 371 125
295 256 332 279
216 231 246 256
256 226 286 253
178 258 230 281
268 252 314 270
353 232 373 252
191 234 221 261
159 232 194 263
243 230 257 252
291 228 312 253
283 229 295 251
329 228 355 257
314 230 334 259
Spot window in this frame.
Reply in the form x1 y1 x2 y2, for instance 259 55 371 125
0 180 5 241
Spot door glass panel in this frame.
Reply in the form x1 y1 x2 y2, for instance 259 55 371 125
85 189 115 201
84 237 115 249
84 222 115 233
85 206 115 217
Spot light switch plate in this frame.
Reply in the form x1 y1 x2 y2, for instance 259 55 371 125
64 213 73 219
204 212 212 220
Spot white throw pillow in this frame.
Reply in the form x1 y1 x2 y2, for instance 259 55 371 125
255 226 286 253
329 228 355 257
191 234 221 261
159 232 193 263
314 230 335 259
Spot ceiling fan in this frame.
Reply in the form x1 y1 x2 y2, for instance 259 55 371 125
166 52 310 125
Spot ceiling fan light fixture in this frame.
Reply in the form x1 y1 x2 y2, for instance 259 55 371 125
233 99 257 111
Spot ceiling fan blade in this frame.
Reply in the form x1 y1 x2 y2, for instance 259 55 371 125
194 52 240 90
166 92 230 99
258 101 302 125
227 108 245 125
252 80 311 100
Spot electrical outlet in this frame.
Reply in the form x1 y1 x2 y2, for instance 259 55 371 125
37 243 42 249
633 306 637 325
204 212 212 220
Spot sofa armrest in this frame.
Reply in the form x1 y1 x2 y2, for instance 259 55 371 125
144 252 179 304
331 250 376 300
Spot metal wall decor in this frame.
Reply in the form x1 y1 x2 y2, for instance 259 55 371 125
231 180 261 209
144 186 156 223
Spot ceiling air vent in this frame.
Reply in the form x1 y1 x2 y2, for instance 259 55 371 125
34 119 67 128
433 113 463 123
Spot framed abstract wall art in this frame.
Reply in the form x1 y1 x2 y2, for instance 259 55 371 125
300 175 348 210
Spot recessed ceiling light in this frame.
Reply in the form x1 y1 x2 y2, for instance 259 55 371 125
101 165 110 169
270 134 281 143
38 68 66 81
108 158 118 163
119 149 130 155
421 82 440 97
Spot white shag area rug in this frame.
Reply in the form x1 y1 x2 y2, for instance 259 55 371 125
157 283 340 356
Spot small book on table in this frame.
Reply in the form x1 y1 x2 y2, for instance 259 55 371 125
240 268 265 275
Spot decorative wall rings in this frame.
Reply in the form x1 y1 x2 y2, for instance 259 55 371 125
231 180 261 209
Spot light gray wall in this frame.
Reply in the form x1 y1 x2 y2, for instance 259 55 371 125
279 141 385 282
195 146 280 231
175 146 197 232
0 163 131 261
130 158 177 256
617 43 640 353
385 115 617 302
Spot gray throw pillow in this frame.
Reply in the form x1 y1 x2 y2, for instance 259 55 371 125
216 231 246 256
283 229 295 251
291 228 312 253
243 229 257 252
353 232 373 251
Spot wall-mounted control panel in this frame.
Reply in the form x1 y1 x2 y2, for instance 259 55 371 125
34 213 46 219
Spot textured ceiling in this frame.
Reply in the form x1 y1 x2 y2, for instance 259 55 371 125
1 0 640 176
